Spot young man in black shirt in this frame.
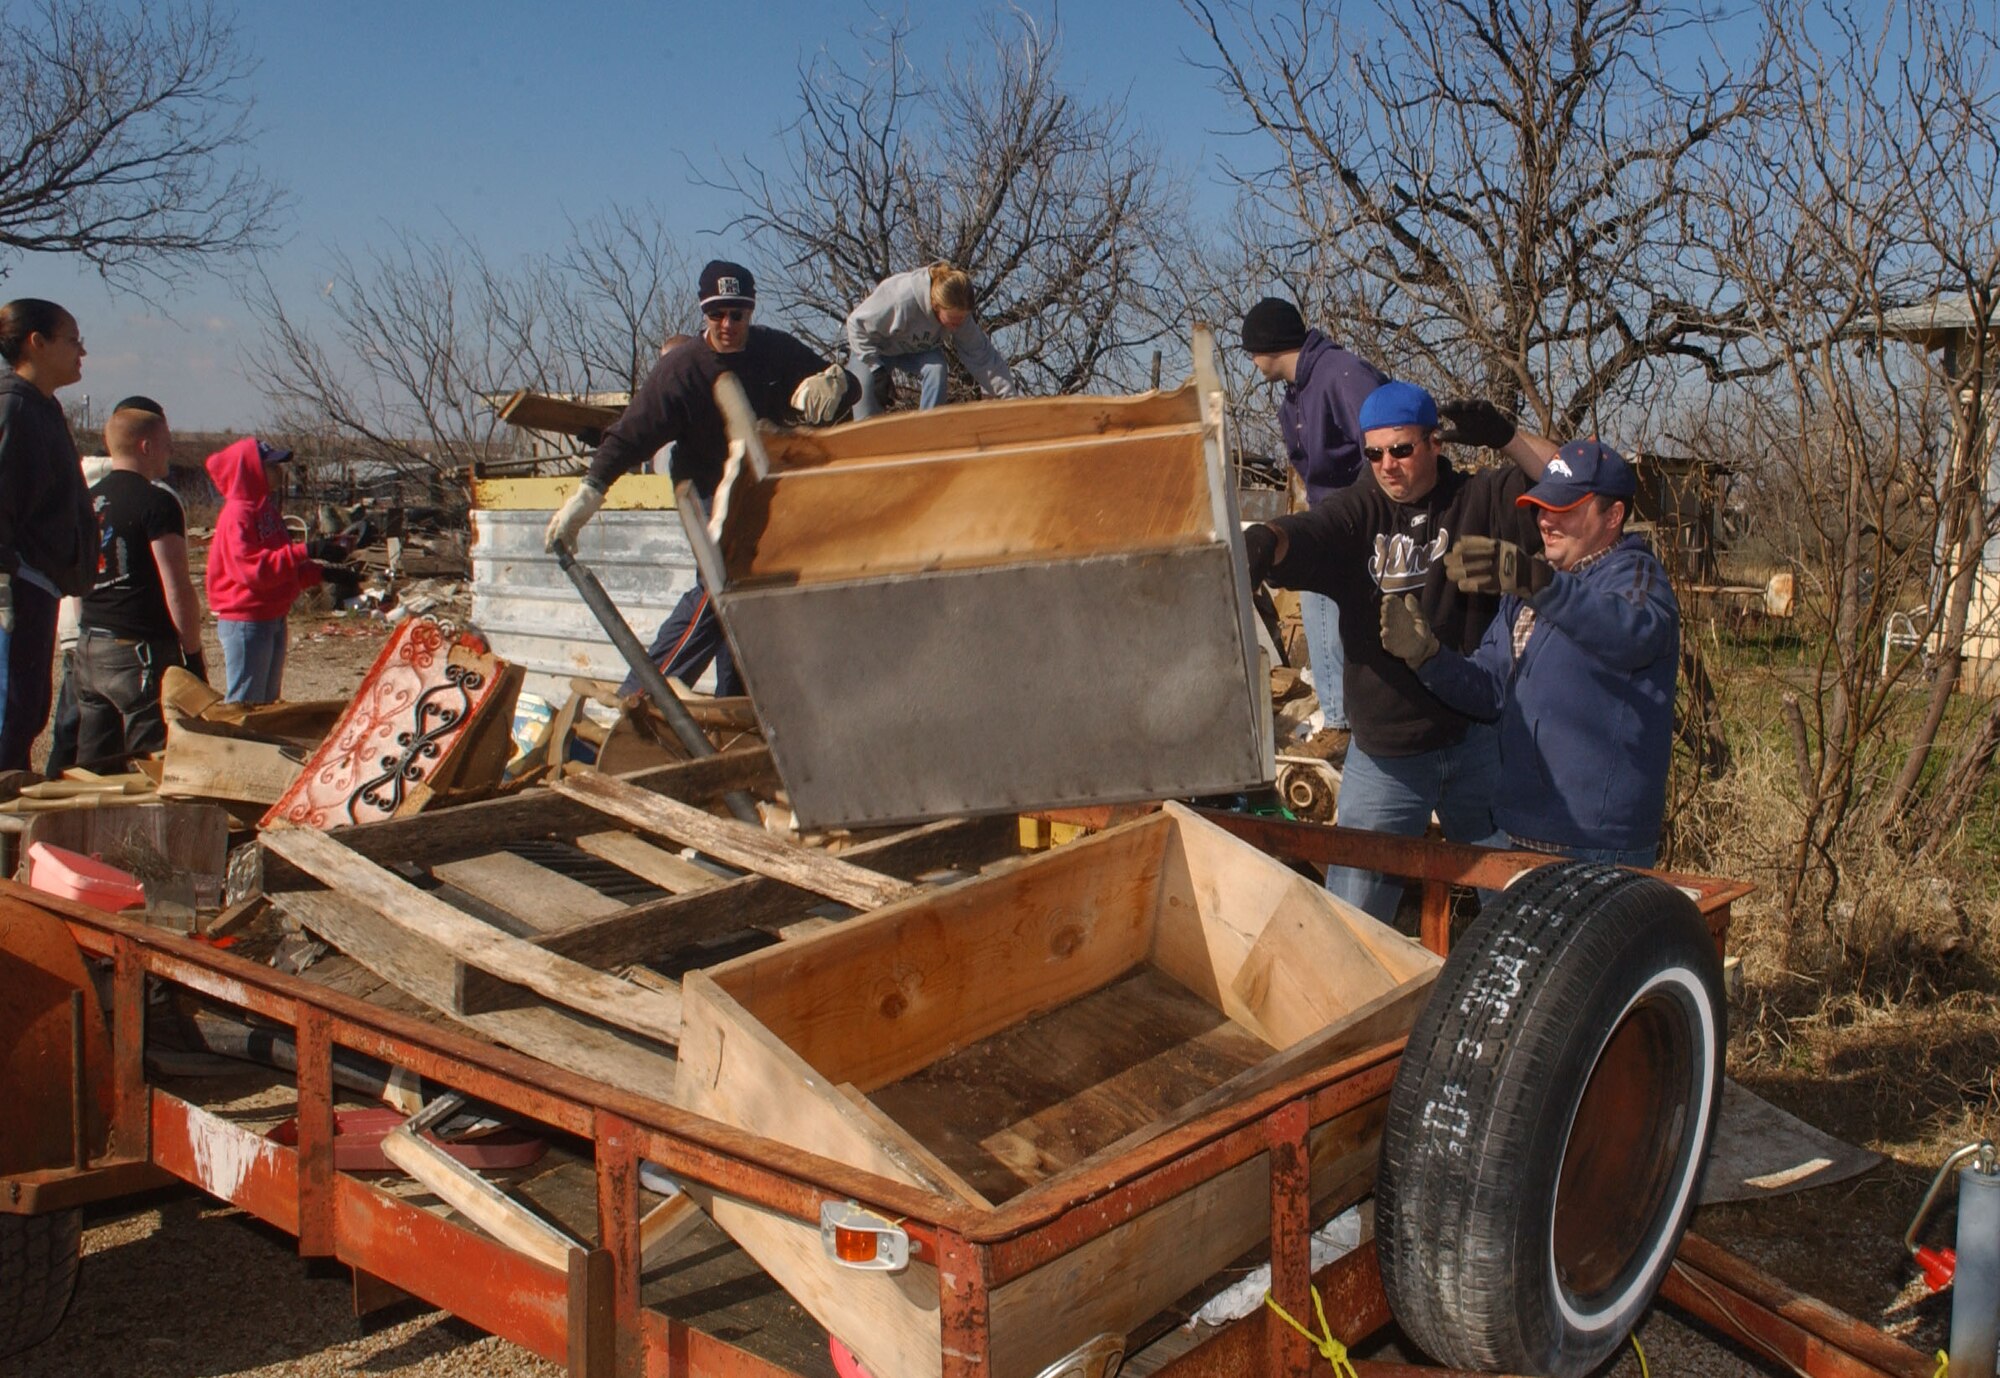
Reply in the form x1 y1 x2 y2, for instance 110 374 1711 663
1243 381 1554 921
75 403 205 764
543 259 855 694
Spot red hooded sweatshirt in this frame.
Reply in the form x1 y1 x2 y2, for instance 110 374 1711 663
204 438 321 621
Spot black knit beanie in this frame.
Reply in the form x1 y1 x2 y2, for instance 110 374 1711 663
1240 297 1308 354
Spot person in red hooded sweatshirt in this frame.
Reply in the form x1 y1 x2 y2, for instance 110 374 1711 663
204 438 320 703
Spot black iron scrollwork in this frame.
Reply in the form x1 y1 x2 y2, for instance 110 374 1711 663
346 664 488 821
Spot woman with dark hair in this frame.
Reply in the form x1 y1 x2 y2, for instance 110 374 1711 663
0 298 97 770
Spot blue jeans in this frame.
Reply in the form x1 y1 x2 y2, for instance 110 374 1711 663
218 617 288 703
849 348 949 419
620 580 741 698
1298 589 1346 730
45 646 81 777
0 578 60 772
1327 724 1502 922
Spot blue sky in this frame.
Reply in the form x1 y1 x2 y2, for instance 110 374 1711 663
8 2 1247 429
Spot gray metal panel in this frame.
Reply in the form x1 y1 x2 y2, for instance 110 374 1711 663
719 546 1270 828
470 508 698 698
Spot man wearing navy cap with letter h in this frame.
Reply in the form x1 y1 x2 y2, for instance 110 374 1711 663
1378 437 1681 867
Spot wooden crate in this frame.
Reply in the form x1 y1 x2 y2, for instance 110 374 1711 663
686 328 1274 829
674 802 1441 1378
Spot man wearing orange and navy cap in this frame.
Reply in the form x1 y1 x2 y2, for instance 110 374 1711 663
1377 437 1680 866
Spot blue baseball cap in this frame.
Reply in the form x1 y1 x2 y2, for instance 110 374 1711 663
1518 438 1637 512
1358 381 1439 432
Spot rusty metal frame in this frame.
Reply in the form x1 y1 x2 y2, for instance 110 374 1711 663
0 818 1907 1378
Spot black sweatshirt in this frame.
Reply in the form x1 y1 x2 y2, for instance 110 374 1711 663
1268 463 1543 758
585 326 843 502
0 371 96 596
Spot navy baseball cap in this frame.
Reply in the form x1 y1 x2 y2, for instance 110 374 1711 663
256 439 294 465
1358 381 1439 432
699 260 756 310
1518 438 1637 512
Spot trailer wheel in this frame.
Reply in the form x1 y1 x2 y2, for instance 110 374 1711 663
1376 861 1724 1378
0 1208 82 1357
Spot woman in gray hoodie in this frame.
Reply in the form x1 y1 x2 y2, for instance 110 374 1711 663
845 264 1017 418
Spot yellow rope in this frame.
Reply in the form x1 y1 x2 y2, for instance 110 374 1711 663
1263 1285 1358 1377
1630 1333 1650 1378
1934 1351 1949 1378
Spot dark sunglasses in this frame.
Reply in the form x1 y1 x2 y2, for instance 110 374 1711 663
703 306 750 323
1363 441 1419 463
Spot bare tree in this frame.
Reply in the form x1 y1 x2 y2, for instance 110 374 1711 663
245 209 690 483
1184 0 1778 436
0 0 283 283
1701 0 2000 942
709 11 1194 397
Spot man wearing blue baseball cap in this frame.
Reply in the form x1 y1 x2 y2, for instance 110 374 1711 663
1377 437 1680 865
1240 379 1556 921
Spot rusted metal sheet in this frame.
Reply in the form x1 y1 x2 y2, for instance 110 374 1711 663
0 895 112 1176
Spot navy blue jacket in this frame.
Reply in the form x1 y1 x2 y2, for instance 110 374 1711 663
1277 332 1385 503
1416 534 1679 852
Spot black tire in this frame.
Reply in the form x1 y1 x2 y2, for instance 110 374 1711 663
0 1208 82 1357
1377 862 1725 1378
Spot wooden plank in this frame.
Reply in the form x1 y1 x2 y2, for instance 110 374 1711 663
472 472 676 511
381 1123 578 1270
261 826 682 1042
574 831 723 894
456 814 1017 1013
158 717 306 805
835 1084 996 1210
256 747 778 891
639 1194 707 1268
272 890 678 1094
433 852 625 931
701 816 1169 1092
550 771 911 909
759 385 1200 469
1048 973 1433 1185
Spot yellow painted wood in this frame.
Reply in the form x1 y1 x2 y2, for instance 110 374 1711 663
472 474 680 512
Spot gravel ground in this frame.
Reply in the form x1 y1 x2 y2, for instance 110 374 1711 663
15 1192 560 1378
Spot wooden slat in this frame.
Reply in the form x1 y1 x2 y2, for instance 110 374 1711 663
261 826 682 1042
550 771 910 909
574 831 723 894
433 852 626 931
456 815 1016 1013
255 747 779 890
272 890 680 1089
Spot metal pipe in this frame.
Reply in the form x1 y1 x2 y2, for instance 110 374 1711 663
1953 1146 2000 1378
553 543 763 826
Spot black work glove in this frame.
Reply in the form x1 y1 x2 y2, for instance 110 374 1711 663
182 649 209 684
575 425 605 449
1446 535 1555 601
1437 398 1517 451
1379 594 1439 669
1242 523 1279 586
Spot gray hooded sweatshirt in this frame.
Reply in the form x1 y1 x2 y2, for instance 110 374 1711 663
844 268 1017 398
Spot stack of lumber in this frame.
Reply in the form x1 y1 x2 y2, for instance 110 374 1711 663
257 746 1017 1095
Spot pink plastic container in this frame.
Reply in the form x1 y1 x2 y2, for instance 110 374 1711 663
27 840 146 911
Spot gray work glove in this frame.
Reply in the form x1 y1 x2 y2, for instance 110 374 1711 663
1437 398 1518 451
1379 593 1439 669
0 572 11 636
1447 535 1554 601
544 482 605 554
790 364 850 426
